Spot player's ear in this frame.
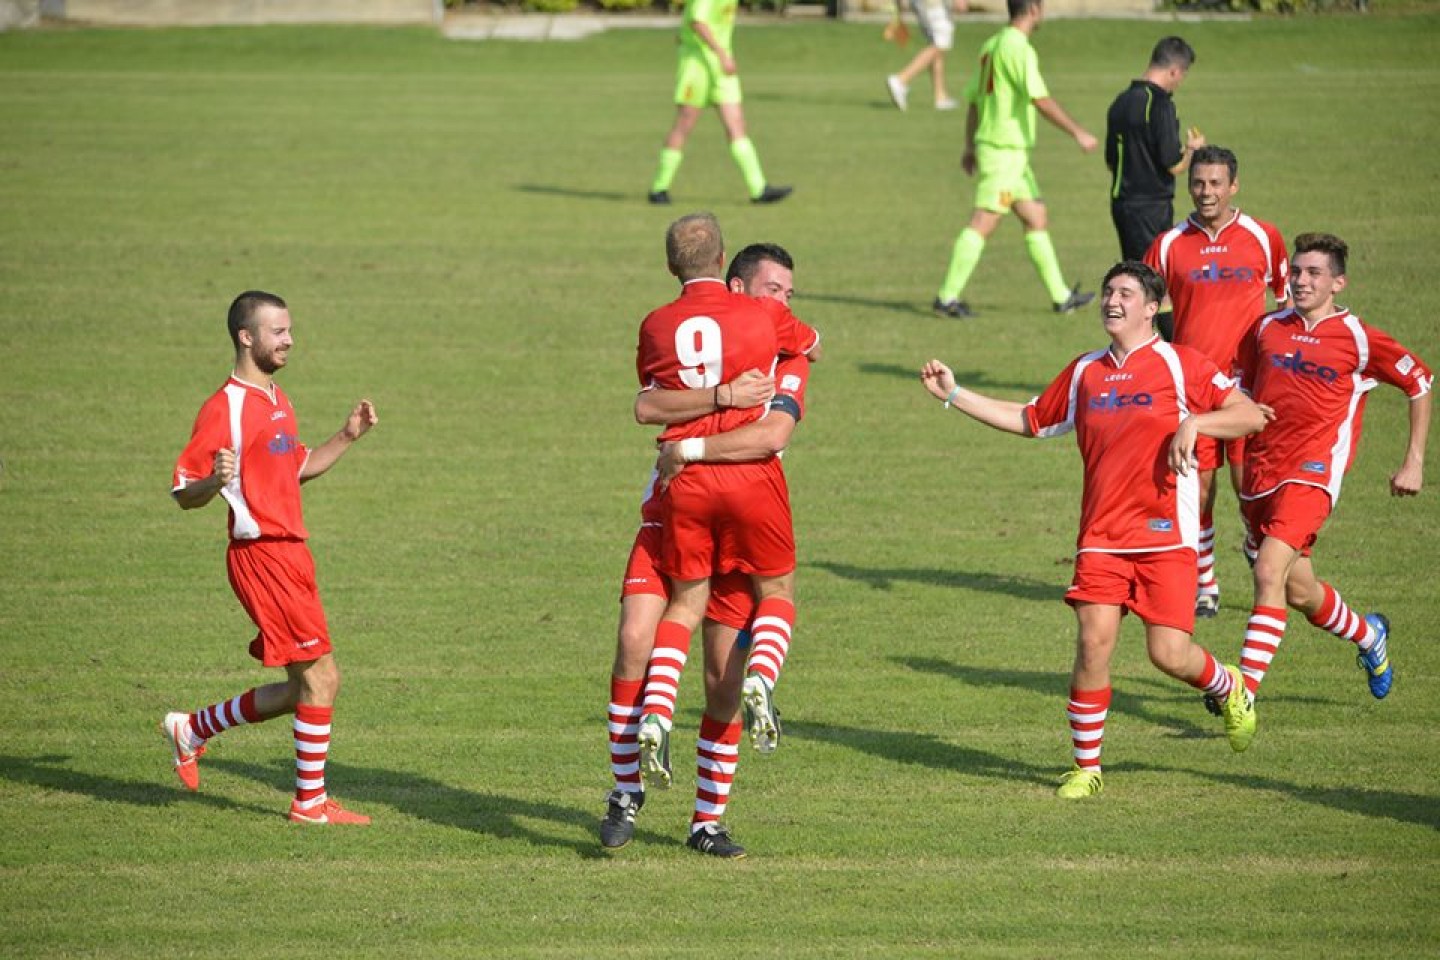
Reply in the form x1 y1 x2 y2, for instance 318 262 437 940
728 278 745 294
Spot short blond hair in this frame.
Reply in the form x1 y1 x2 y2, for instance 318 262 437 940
666 213 724 281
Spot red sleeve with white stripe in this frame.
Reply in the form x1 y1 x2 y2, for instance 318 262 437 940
1024 355 1085 438
1361 323 1433 399
172 389 228 492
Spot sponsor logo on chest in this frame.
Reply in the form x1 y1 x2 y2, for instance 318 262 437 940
1089 389 1153 410
1271 349 1340 382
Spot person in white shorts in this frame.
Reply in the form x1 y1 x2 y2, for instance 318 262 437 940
886 0 969 112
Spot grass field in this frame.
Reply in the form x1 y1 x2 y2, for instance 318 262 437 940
2 10 1438 958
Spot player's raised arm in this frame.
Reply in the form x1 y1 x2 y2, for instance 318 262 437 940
299 400 377 483
921 359 1030 435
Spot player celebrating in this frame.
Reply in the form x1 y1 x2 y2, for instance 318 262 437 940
602 243 818 855
1145 145 1289 617
163 291 377 825
629 219 814 855
647 0 791 206
933 0 1097 320
921 261 1268 798
1231 233 1431 708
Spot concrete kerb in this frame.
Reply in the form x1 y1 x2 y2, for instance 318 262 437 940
442 8 1251 43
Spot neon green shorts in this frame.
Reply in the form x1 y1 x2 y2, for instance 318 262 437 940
973 145 1040 213
674 51 742 108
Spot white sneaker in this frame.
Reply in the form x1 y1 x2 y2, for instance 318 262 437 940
886 75 908 112
935 96 959 111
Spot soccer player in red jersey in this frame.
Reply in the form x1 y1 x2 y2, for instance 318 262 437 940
602 243 817 855
1231 233 1431 708
1145 145 1289 618
921 261 1268 798
163 291 377 825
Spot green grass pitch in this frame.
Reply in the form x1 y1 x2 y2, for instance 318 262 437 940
1 11 1437 958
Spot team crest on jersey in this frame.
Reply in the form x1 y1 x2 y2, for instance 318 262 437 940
781 374 802 392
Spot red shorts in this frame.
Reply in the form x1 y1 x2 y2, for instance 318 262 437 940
226 538 332 667
620 524 756 630
1241 483 1331 557
661 460 795 581
1194 434 1247 473
1065 548 1198 634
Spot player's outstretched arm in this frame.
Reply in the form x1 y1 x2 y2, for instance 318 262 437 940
173 448 235 510
1391 390 1431 497
921 359 1029 436
634 369 774 425
300 399 378 483
1169 390 1267 477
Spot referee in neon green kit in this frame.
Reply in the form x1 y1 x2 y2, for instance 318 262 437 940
934 0 1097 319
647 0 791 206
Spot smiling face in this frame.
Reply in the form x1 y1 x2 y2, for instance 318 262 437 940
732 258 794 306
1188 162 1239 229
241 303 294 375
1288 250 1347 319
1100 270 1160 347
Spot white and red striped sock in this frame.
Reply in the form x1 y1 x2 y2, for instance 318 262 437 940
745 597 794 690
1191 650 1237 700
1307 582 1377 650
640 620 691 731
1241 606 1288 696
187 689 261 748
1067 687 1110 772
292 703 332 812
1196 518 1219 597
608 676 644 794
691 712 741 832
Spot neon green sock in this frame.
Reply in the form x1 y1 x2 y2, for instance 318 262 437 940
938 228 985 302
651 148 683 193
728 137 766 198
1025 230 1072 304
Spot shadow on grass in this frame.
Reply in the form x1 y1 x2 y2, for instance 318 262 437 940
515 183 632 203
0 754 274 818
788 720 1056 787
211 757 632 858
895 656 1218 740
1130 761 1440 832
809 560 1061 603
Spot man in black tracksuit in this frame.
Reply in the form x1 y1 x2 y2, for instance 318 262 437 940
1105 36 1203 339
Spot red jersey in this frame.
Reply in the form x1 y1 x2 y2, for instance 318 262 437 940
173 376 310 540
636 279 819 444
635 353 812 526
1146 210 1288 368
1235 306 1433 503
1024 337 1237 554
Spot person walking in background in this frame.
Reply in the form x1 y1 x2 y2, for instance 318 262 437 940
885 0 970 112
933 0 1098 320
1105 34 1206 341
163 290 378 826
648 0 791 206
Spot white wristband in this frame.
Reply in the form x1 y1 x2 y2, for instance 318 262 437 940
678 437 706 463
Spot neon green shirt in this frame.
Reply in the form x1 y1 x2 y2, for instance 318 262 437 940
964 26 1050 151
681 0 737 57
